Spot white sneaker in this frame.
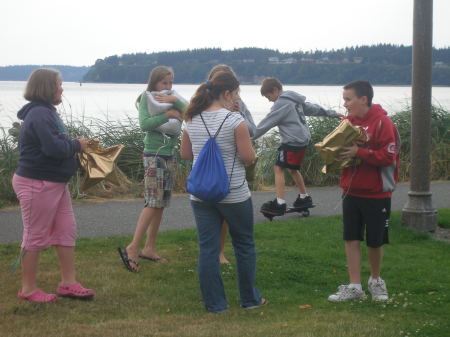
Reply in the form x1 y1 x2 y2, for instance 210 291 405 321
328 285 366 302
368 278 389 301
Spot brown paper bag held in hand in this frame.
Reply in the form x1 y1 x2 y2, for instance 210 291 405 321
77 140 124 191
314 119 368 174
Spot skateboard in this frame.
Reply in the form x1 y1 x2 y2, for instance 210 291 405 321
260 204 315 221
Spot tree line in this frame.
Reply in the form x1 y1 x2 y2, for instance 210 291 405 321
83 45 450 85
1 45 449 85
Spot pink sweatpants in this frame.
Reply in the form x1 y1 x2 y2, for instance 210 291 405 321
12 174 77 251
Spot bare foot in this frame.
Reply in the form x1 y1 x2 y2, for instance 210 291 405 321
118 247 140 272
220 253 230 264
139 250 168 263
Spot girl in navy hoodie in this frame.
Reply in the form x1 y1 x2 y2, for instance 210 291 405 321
12 68 94 302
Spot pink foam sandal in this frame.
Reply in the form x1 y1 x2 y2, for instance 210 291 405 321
18 289 58 303
57 282 95 299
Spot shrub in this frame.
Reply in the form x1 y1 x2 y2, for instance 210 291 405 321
391 105 450 181
1 106 449 207
0 128 19 207
253 106 450 188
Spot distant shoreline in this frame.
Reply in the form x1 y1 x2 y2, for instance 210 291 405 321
2 80 450 88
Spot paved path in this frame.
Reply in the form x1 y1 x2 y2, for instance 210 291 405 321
1 182 449 244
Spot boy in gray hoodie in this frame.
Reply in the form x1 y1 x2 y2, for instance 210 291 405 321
253 77 342 215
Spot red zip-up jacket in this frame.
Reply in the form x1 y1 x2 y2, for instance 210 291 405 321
340 104 400 198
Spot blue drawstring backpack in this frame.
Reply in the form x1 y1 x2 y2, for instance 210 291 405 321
187 113 236 202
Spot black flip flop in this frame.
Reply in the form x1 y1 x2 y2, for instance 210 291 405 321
117 247 139 272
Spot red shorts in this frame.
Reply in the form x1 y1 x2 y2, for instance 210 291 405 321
276 149 306 170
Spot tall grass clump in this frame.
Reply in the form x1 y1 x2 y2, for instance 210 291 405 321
253 116 342 188
391 105 450 181
0 127 19 207
63 116 145 198
63 116 144 180
63 115 191 196
1 105 449 207
172 140 192 193
253 130 282 187
76 117 145 180
253 105 450 188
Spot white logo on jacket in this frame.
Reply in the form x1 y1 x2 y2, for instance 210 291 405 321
387 143 397 154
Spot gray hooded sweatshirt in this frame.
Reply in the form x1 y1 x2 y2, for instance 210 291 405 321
252 90 337 149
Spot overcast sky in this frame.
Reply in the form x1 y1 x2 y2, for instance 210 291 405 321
1 0 449 67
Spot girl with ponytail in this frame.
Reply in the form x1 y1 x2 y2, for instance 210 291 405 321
181 71 265 313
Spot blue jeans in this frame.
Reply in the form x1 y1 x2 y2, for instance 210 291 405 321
191 197 261 313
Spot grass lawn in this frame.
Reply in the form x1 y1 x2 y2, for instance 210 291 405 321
0 210 449 337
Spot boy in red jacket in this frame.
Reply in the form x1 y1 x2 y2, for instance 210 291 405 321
328 80 400 302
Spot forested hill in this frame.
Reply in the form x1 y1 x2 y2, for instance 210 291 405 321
83 45 450 85
0 65 90 82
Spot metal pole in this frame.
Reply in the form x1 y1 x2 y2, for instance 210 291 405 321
402 0 437 231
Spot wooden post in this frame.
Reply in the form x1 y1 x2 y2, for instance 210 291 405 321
402 0 437 231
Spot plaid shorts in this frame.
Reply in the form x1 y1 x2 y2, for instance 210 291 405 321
143 155 177 208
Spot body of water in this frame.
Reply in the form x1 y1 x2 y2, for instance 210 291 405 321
1 81 449 129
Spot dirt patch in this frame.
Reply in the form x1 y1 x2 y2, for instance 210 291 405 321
431 226 450 243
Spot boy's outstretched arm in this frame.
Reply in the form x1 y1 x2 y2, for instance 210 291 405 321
252 103 289 140
303 102 340 118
